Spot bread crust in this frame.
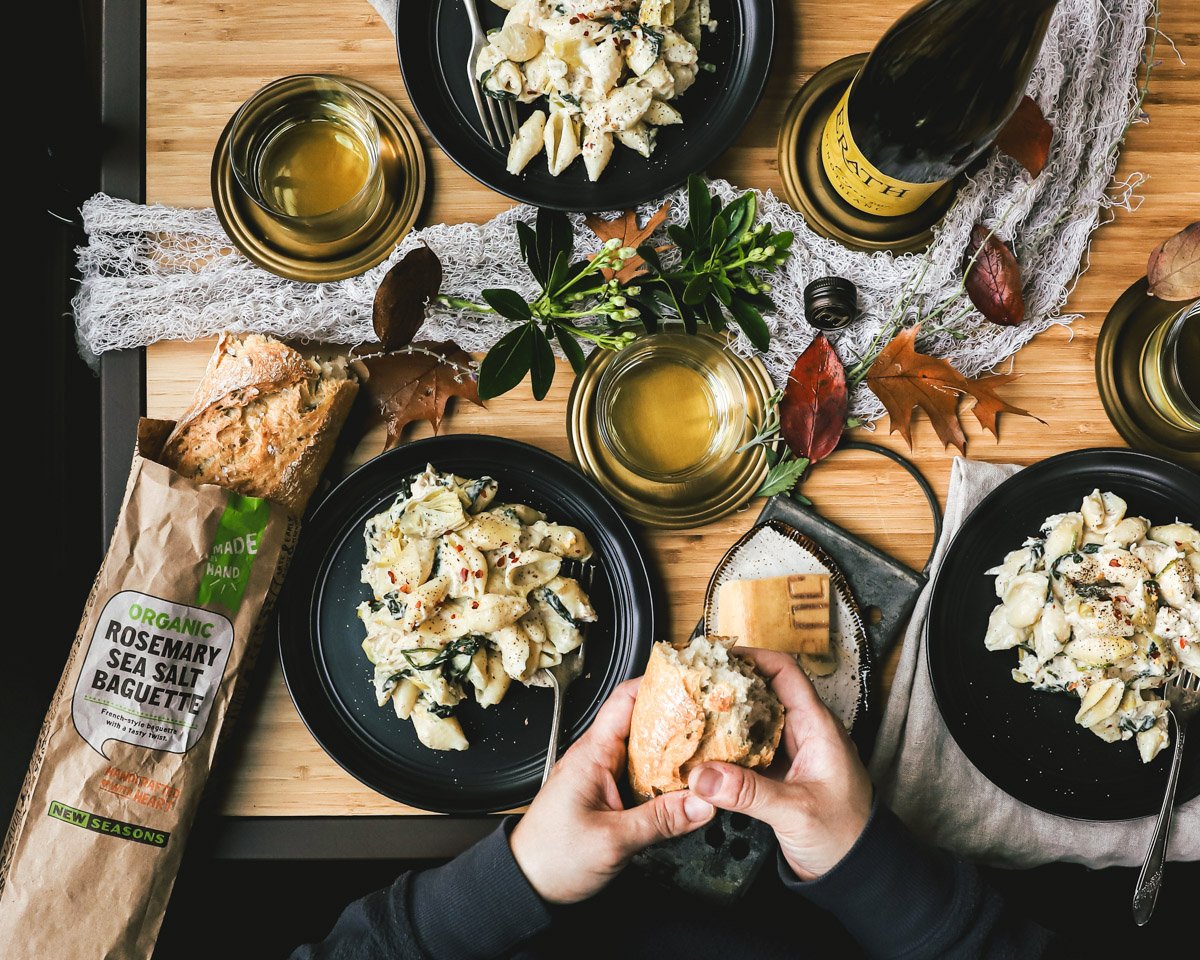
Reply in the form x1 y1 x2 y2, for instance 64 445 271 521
627 641 784 802
628 643 707 801
160 333 357 514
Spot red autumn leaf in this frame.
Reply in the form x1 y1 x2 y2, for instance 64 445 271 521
353 340 482 450
964 224 1025 326
780 334 848 465
866 325 1041 453
1147 221 1200 301
994 95 1053 178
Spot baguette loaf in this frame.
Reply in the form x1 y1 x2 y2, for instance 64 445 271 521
627 636 784 802
160 333 357 514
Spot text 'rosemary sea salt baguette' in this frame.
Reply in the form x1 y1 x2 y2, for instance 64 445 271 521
0 333 356 960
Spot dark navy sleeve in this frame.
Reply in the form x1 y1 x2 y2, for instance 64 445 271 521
289 818 552 960
780 800 1054 960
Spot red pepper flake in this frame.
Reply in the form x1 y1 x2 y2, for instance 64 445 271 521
387 570 396 584
509 552 518 560
471 601 480 609
1109 559 1120 567
460 568 469 582
497 557 506 566
455 543 464 553
569 15 579 23
450 613 457 619
399 583 411 594
1182 637 1189 649
474 569 484 578
415 600 423 610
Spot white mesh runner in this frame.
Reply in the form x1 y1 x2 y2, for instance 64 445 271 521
73 0 1157 420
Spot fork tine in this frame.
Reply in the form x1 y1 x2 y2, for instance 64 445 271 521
503 100 520 141
485 97 511 149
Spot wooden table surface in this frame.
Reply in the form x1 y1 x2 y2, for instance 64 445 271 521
144 0 1198 816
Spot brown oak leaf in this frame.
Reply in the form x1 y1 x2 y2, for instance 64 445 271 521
585 202 671 282
1147 221 1200 301
780 334 848 465
353 340 481 450
373 246 443 350
994 96 1053 178
966 372 1045 436
964 224 1025 327
866 326 1041 453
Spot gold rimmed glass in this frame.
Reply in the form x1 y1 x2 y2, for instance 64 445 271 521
1140 299 1200 433
228 75 384 243
595 333 746 485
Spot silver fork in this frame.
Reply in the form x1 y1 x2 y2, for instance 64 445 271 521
1133 666 1200 925
464 0 519 150
532 561 596 785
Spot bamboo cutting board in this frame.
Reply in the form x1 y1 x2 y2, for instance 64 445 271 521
143 0 1198 816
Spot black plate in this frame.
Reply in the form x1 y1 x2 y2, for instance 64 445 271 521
278 436 654 813
396 1 774 211
927 448 1200 821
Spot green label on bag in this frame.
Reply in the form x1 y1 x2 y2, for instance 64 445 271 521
195 493 270 612
48 801 170 848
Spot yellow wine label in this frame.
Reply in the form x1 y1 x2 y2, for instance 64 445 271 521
820 83 947 217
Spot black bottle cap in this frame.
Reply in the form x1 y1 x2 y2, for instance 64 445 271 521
804 276 858 331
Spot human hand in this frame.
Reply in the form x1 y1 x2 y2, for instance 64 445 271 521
687 649 872 881
509 678 715 904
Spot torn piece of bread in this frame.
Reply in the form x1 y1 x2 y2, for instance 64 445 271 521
160 333 357 514
627 636 784 802
717 574 831 655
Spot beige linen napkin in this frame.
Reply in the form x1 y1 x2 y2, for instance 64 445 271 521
869 457 1200 869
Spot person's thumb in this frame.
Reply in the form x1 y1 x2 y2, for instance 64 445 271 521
688 763 792 826
616 790 715 853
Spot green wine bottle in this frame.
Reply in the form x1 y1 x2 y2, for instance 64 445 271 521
821 0 1059 218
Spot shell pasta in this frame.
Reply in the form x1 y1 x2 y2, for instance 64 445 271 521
984 489 1200 764
357 465 597 751
475 1 717 181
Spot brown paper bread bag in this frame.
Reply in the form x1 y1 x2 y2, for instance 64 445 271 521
0 334 355 959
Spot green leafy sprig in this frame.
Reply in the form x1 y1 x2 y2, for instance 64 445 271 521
737 390 812 503
637 177 793 352
426 177 794 400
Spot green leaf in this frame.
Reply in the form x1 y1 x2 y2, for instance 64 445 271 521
555 326 587 374
516 221 544 286
701 295 727 332
687 175 712 241
712 278 733 307
756 455 809 497
482 288 533 322
478 324 536 399
728 296 770 350
740 291 776 312
529 325 555 400
682 274 712 305
538 208 574 271
636 243 664 273
667 224 695 254
548 251 570 294
721 194 751 240
770 230 794 252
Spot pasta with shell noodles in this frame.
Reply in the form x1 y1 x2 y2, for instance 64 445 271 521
358 465 597 751
985 489 1200 764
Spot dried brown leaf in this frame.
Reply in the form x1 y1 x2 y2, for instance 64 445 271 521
1147 221 1200 301
994 95 1053 178
354 340 481 450
585 202 670 282
866 326 1041 452
373 246 443 350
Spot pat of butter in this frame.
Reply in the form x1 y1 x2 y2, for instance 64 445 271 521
716 574 831 655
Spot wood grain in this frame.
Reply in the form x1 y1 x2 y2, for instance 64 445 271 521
144 0 1198 816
